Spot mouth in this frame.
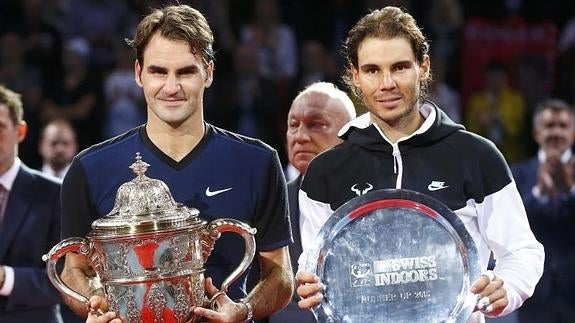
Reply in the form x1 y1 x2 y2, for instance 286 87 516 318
293 151 316 159
158 98 185 107
375 96 402 109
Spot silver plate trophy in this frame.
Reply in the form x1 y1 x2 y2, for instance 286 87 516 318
303 189 481 323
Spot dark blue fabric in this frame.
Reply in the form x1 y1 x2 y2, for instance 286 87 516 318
269 176 317 323
511 157 575 322
62 124 291 301
0 164 62 323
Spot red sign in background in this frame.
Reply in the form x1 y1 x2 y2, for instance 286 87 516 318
460 16 558 106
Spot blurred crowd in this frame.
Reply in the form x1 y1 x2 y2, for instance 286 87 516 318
1 1 575 322
1 0 574 169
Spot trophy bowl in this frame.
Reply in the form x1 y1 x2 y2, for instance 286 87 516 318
304 189 480 323
43 153 257 323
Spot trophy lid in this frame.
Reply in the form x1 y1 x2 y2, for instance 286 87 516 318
89 153 203 237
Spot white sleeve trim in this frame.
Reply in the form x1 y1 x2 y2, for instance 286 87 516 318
475 181 544 316
296 189 333 273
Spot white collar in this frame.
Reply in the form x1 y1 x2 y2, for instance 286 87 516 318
0 158 21 191
41 163 70 179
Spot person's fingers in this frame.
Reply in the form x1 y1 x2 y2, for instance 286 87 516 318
86 310 119 323
481 293 508 316
295 271 319 285
470 271 494 293
87 295 108 316
296 281 323 298
297 292 323 310
204 277 219 295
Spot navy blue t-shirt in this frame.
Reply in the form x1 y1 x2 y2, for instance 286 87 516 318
61 123 291 299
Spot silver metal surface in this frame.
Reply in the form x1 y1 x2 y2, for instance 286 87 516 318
304 189 480 323
43 153 257 323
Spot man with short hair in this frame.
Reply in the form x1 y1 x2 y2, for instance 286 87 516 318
295 6 543 322
0 85 62 323
38 119 78 179
512 99 575 322
270 81 355 323
60 5 293 322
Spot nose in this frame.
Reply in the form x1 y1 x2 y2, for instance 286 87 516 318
164 74 181 94
379 71 396 90
292 125 311 143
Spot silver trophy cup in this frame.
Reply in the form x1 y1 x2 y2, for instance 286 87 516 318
43 153 256 323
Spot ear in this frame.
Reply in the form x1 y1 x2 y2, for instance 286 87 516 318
134 59 143 87
17 121 27 143
205 60 214 88
351 64 360 88
420 55 431 81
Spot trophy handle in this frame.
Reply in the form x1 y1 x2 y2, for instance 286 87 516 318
203 218 257 306
42 237 93 304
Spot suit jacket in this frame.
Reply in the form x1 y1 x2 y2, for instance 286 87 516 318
0 163 63 323
269 176 317 323
511 157 575 306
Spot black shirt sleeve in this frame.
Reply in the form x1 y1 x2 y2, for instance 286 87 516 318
252 150 293 251
60 157 99 239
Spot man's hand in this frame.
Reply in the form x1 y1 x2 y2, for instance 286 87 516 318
192 277 249 323
295 271 324 310
470 271 508 316
538 154 575 197
61 253 103 317
85 295 123 323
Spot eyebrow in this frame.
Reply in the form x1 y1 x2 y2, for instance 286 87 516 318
147 65 199 74
360 60 413 70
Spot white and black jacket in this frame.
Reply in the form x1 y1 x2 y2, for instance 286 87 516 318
297 101 544 321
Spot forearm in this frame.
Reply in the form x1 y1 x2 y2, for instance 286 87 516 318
247 250 294 319
61 255 103 317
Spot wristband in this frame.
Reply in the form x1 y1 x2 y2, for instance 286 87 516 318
237 298 253 322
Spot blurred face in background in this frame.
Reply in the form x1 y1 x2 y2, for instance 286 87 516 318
286 92 350 174
39 120 78 171
0 104 26 174
533 108 575 157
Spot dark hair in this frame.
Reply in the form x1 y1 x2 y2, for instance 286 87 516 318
0 84 23 125
126 5 214 68
342 6 430 99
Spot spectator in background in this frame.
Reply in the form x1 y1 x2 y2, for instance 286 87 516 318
425 0 464 63
102 45 144 139
0 31 45 167
0 85 62 323
38 118 78 179
62 0 129 70
41 37 103 150
466 59 528 162
240 0 298 82
297 41 330 89
511 99 575 323
428 57 462 123
270 81 355 323
207 43 286 164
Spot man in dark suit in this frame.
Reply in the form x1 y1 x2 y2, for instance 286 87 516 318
511 98 575 322
269 82 355 323
0 85 63 322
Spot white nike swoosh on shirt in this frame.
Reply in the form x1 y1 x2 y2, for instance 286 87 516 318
427 184 449 191
205 187 233 197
